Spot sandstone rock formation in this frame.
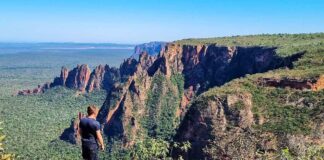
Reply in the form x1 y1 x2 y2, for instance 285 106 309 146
95 43 306 147
64 64 91 91
17 82 51 95
258 75 324 91
86 65 106 92
18 44 304 97
17 64 121 95
60 112 85 145
175 93 256 159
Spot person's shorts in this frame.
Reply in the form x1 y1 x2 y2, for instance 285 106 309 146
82 140 98 160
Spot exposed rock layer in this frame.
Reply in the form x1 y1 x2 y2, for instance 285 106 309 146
96 44 306 147
258 75 324 91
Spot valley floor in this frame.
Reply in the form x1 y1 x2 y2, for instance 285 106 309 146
0 47 131 159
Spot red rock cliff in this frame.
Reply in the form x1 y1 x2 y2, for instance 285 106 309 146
17 64 120 95
96 43 306 146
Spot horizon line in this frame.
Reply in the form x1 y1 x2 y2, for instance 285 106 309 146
0 32 322 44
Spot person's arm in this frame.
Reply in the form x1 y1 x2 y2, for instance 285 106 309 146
96 131 104 150
78 126 82 136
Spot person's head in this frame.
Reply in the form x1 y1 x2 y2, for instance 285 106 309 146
87 105 99 117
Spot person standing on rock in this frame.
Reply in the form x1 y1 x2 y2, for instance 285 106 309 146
79 105 105 160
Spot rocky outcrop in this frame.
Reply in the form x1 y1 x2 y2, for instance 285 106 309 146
56 66 69 86
17 82 51 95
65 64 91 91
86 65 106 92
175 93 256 159
119 58 138 81
18 44 303 97
86 65 120 92
157 44 304 93
60 112 85 145
96 43 305 147
173 83 324 160
17 64 121 95
258 75 324 91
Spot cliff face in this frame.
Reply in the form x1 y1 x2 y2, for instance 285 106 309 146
57 64 91 91
18 43 302 96
175 79 324 159
17 64 121 95
96 43 306 147
133 41 167 56
175 93 256 159
18 42 320 159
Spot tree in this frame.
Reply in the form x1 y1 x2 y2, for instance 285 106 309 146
130 138 169 160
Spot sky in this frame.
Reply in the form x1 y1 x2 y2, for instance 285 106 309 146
0 0 323 44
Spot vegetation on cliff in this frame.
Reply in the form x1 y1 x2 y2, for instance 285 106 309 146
99 33 323 159
0 33 323 159
184 77 324 158
174 33 324 159
143 73 183 140
179 33 324 76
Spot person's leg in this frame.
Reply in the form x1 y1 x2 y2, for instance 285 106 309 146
88 143 99 160
82 144 91 160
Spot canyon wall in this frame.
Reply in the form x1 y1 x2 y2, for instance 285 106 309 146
17 43 305 96
95 43 307 147
133 41 167 56
18 43 322 159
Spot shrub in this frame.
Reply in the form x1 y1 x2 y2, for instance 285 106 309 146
0 122 14 160
130 138 170 160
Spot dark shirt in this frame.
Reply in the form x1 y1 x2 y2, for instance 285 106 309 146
79 117 100 144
